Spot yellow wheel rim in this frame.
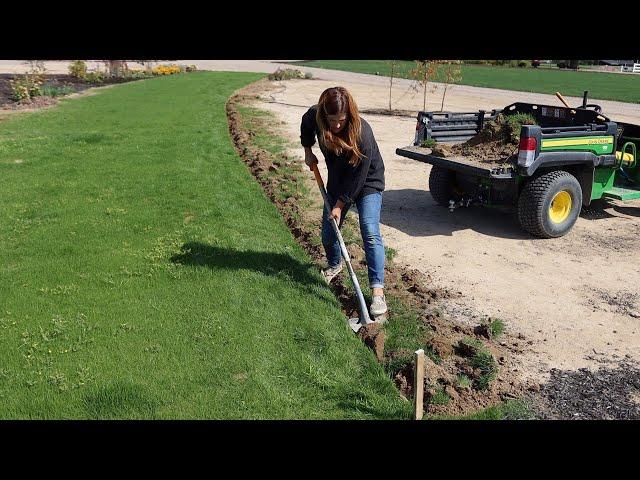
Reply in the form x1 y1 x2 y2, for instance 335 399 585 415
549 191 572 223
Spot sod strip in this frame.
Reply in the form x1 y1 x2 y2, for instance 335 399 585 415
0 72 410 419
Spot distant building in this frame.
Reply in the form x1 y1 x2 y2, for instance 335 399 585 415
598 60 638 66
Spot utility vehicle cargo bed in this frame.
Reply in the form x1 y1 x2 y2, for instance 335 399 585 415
396 145 516 179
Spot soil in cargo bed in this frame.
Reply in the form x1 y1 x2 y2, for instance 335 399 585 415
431 113 537 166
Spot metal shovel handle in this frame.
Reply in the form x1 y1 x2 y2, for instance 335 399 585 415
310 162 372 325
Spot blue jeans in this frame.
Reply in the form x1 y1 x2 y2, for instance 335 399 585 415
321 191 385 289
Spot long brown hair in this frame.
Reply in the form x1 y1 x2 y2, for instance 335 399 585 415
315 87 364 166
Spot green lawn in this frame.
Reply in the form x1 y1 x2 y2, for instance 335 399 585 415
292 61 640 104
0 72 410 419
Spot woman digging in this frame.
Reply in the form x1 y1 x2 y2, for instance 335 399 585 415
300 86 387 318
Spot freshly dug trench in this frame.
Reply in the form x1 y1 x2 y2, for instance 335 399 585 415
227 80 533 418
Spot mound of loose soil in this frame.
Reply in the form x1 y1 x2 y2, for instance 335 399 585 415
227 79 535 418
434 113 536 165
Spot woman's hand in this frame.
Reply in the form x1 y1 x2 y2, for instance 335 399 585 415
328 200 345 221
304 148 318 168
329 206 342 221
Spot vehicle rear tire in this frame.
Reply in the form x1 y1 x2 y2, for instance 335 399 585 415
429 166 461 206
518 170 582 238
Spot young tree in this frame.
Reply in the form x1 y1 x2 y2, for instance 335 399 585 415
386 60 398 111
409 60 438 111
103 60 129 77
436 60 463 111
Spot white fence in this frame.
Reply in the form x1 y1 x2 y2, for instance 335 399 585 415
621 63 640 73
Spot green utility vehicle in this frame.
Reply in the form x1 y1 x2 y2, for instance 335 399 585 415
396 93 640 238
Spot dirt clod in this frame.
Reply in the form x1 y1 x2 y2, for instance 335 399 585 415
357 323 386 362
474 323 492 339
457 339 480 358
431 144 454 157
430 338 454 358
445 385 460 401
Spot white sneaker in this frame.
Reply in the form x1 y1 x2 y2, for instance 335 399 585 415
370 295 388 316
321 262 343 284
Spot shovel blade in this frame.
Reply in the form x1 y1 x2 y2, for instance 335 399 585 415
348 317 363 333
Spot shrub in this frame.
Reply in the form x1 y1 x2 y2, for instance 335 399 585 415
268 68 304 81
68 60 87 79
124 69 152 79
41 85 75 97
9 75 43 102
186 64 198 72
518 60 530 68
152 65 182 75
422 138 438 148
85 71 106 84
304 71 313 79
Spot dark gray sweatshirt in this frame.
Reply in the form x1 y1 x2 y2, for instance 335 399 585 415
300 105 385 205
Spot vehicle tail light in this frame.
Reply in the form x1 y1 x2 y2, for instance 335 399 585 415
518 136 537 167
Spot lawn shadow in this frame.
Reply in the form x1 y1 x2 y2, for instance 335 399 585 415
171 242 330 299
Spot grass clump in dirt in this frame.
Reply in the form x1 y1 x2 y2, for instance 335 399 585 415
384 246 397 263
432 399 536 420
383 297 439 363
489 318 505 338
457 337 499 391
465 400 536 419
456 374 471 389
422 138 437 148
476 112 537 145
429 386 450 406
474 318 505 339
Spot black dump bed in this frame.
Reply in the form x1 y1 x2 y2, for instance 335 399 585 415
396 145 516 179
399 101 615 178
414 102 611 146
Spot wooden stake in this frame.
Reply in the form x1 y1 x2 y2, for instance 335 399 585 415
414 349 425 420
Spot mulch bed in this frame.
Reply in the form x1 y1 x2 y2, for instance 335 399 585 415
0 74 141 109
534 359 640 419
